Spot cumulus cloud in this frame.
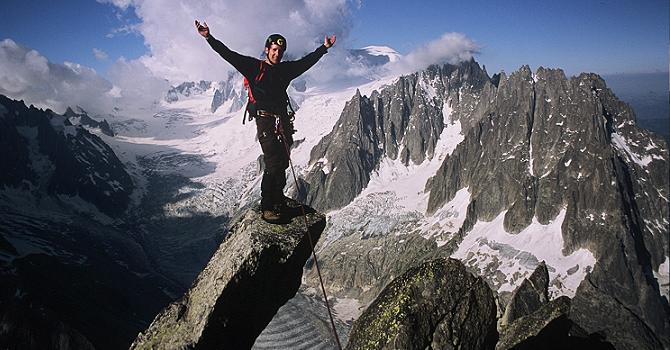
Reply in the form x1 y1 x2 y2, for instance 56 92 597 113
0 39 114 114
0 39 167 116
387 32 480 75
107 56 170 114
0 2 482 116
99 0 354 83
308 32 480 87
93 48 109 60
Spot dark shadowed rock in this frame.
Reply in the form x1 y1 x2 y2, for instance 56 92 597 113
571 275 668 350
345 258 497 350
500 261 549 326
130 200 326 350
0 95 134 217
0 301 96 350
422 67 669 348
64 106 115 136
305 89 383 211
497 296 615 350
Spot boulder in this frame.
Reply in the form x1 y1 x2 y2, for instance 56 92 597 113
496 296 614 350
570 275 668 350
345 258 497 350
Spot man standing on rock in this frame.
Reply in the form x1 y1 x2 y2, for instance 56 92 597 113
195 20 335 223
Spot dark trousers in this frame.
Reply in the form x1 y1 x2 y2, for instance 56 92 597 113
256 116 292 211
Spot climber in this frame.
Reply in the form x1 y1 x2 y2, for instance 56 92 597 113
195 20 336 223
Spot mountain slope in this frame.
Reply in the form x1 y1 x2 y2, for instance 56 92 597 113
1 55 668 349
0 95 134 217
0 96 181 349
298 62 668 349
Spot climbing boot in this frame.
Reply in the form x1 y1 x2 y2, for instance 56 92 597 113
262 209 282 224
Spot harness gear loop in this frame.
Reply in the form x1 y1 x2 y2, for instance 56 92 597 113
275 117 343 350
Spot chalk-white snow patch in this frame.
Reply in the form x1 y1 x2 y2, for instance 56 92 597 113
452 208 595 297
422 188 471 246
611 132 653 167
360 46 401 63
361 117 463 214
654 256 669 302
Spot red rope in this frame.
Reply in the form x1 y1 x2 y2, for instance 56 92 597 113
276 116 343 350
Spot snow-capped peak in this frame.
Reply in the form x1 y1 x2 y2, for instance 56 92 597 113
348 46 402 68
360 46 401 63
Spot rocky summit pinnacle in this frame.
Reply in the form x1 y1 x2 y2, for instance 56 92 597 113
130 200 326 350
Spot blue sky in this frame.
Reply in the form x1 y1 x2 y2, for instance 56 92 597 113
350 0 669 75
1 0 667 77
0 0 145 75
0 0 667 116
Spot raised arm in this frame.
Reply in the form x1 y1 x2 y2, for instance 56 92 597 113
284 35 336 81
195 20 258 79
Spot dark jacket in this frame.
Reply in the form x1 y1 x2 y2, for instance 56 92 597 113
206 34 328 114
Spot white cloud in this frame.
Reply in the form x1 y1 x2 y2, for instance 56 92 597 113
309 32 480 87
97 0 133 11
387 32 480 75
98 0 354 83
0 39 167 117
105 23 141 38
0 39 114 114
93 48 109 60
0 3 481 116
107 56 170 114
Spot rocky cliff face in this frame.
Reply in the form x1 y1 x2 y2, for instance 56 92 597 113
164 77 247 114
497 296 615 350
2 56 668 349
305 59 493 212
210 73 247 113
425 67 669 349
0 95 134 217
165 80 213 102
131 200 326 349
0 95 181 349
300 61 669 349
63 106 114 137
494 263 616 349
500 261 549 326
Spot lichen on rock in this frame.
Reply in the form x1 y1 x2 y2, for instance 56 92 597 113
345 258 498 350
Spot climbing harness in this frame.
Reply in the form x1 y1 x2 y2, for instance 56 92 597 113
242 61 267 124
274 116 343 350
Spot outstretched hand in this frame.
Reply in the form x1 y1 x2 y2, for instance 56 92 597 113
324 35 336 48
195 20 209 38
